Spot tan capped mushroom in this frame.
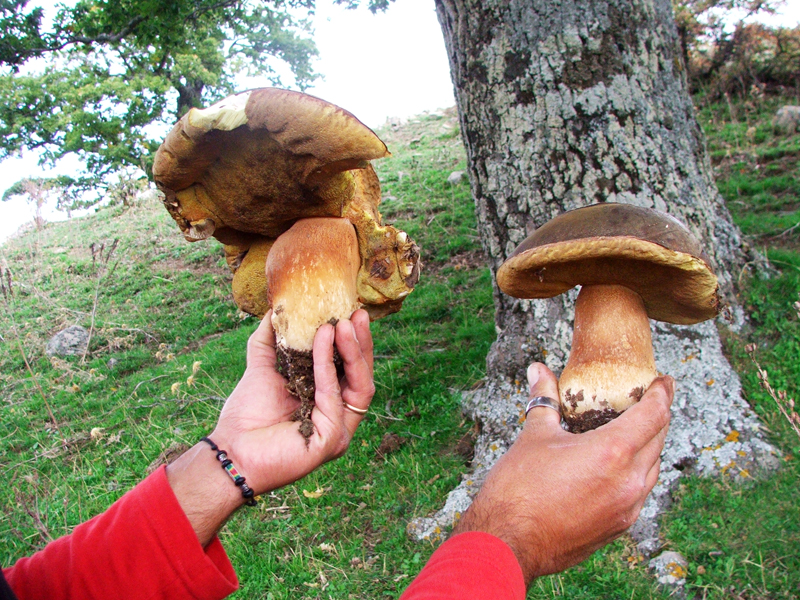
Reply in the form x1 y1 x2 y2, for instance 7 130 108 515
153 88 421 438
266 217 362 437
496 203 719 433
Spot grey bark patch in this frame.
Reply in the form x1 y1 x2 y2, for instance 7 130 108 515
45 325 90 357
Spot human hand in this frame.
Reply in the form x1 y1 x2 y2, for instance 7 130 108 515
209 308 375 493
167 309 374 545
453 362 673 584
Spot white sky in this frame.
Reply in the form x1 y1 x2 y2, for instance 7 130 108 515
1 0 798 244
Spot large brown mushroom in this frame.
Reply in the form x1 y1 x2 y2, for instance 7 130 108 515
496 203 719 433
153 88 421 437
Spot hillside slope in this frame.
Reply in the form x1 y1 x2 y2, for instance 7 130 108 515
1 99 798 599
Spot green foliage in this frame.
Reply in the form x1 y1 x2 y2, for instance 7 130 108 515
0 0 320 201
672 0 800 96
696 94 800 244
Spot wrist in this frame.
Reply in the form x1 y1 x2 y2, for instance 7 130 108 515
166 441 245 547
454 497 542 585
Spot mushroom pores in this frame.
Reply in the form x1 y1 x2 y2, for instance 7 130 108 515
497 203 720 432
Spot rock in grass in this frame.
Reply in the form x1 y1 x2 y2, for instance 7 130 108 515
649 551 689 597
773 106 800 135
46 325 89 357
447 171 465 186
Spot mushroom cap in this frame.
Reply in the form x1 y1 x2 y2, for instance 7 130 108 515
153 87 390 240
496 203 719 324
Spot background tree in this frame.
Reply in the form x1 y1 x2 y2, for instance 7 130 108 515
0 0 320 205
672 0 780 68
1 175 70 230
411 0 780 550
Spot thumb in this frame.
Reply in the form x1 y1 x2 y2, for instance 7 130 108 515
523 363 562 431
246 310 278 369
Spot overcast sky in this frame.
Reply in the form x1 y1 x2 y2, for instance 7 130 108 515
1 0 798 243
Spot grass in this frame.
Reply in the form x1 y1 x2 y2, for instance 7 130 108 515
661 93 800 599
1 98 799 599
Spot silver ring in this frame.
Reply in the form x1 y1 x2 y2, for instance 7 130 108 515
343 401 368 415
525 396 561 417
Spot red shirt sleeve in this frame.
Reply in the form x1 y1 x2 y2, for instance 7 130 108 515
4 465 238 600
400 532 526 600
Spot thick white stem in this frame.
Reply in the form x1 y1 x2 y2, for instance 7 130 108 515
559 284 657 432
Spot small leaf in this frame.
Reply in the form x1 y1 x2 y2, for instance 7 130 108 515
302 488 325 499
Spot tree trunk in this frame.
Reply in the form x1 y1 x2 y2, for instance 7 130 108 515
407 0 779 553
176 79 205 118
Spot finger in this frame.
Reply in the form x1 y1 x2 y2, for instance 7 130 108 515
645 457 662 493
522 363 563 432
335 318 375 434
633 419 670 474
311 322 341 408
627 457 662 526
609 375 674 448
350 309 374 375
246 310 278 369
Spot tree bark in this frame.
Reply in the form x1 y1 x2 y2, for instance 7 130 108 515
407 0 779 553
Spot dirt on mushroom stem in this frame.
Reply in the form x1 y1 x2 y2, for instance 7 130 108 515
276 337 345 442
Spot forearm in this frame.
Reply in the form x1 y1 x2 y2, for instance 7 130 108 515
165 441 245 547
4 467 238 600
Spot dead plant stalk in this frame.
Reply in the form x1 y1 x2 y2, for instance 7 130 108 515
745 343 800 440
81 239 119 364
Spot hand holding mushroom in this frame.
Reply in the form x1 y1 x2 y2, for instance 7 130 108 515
448 362 674 585
167 310 375 546
497 203 719 432
154 88 420 438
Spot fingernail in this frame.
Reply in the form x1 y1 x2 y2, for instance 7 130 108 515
350 320 358 342
665 375 676 396
527 363 540 389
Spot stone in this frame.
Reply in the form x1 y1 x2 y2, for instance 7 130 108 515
45 325 89 357
649 550 689 597
447 171 465 186
773 106 800 135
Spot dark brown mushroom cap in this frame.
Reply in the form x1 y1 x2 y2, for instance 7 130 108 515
496 203 720 324
153 87 389 239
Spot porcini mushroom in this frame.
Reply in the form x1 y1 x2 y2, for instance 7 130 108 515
153 88 421 438
266 217 361 438
496 203 719 433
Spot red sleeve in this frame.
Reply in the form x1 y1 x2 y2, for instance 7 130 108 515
4 465 238 600
400 532 526 600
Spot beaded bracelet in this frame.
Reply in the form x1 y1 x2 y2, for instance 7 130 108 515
200 437 258 507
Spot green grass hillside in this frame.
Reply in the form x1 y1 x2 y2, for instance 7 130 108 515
1 98 798 599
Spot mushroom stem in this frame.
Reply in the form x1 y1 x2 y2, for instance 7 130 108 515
559 284 657 433
266 217 362 438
